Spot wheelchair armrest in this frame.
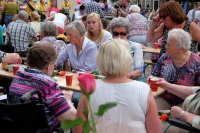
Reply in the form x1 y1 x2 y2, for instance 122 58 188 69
20 89 43 104
168 118 200 132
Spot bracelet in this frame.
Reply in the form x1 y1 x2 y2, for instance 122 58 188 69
179 111 185 120
130 72 133 79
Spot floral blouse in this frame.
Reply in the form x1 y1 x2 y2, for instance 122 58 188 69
126 13 149 37
129 41 145 82
151 53 200 105
0 51 6 63
35 36 66 53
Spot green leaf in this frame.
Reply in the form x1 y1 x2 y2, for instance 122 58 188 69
82 120 90 133
95 102 117 116
82 108 87 118
61 118 83 131
51 71 56 77
158 112 164 116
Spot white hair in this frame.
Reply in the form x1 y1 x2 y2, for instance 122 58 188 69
18 11 28 20
168 29 191 51
50 11 57 16
129 5 140 13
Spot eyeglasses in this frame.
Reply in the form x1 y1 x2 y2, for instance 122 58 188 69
112 32 127 36
159 15 168 20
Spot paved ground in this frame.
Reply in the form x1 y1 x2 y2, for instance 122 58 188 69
144 43 154 78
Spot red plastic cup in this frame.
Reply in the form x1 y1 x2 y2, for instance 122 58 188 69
150 78 159 92
154 43 158 49
149 75 155 83
65 74 73 86
13 65 20 75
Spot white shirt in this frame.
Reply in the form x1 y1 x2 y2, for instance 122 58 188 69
93 30 113 48
187 9 193 21
75 10 83 20
53 13 67 29
89 80 149 133
195 10 200 28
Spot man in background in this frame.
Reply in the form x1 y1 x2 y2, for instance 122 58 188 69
116 0 130 17
84 0 104 18
75 4 85 20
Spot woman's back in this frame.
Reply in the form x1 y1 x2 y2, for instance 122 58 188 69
89 80 149 133
31 21 40 33
53 13 66 29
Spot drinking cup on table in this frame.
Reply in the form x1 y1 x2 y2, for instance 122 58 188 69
12 65 20 75
65 74 73 86
154 43 158 49
149 75 155 82
150 78 159 92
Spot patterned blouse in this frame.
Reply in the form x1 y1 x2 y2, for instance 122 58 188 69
129 41 145 82
0 51 6 63
151 53 200 105
8 68 71 131
126 13 149 37
160 20 198 57
35 36 66 53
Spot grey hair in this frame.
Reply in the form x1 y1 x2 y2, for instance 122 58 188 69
40 21 58 37
109 17 131 34
65 20 86 38
129 5 140 13
168 29 191 51
18 11 28 20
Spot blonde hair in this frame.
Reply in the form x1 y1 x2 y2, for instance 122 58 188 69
96 39 131 76
30 11 40 21
86 13 103 44
12 14 18 21
50 0 57 9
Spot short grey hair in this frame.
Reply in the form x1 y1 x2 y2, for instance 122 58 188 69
65 20 86 38
168 29 191 51
109 17 131 34
129 5 140 13
40 21 58 37
18 11 28 20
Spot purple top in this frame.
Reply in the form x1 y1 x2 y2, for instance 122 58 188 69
104 3 108 11
8 68 71 131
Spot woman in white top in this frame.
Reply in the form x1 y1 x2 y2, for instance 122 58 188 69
86 13 113 48
28 11 40 33
46 8 68 34
73 39 161 133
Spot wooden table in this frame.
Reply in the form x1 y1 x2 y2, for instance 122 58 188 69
142 47 161 54
0 67 165 96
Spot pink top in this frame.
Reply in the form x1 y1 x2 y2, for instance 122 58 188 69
46 6 59 16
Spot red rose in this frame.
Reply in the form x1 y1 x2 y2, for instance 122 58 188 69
159 114 168 121
78 74 96 94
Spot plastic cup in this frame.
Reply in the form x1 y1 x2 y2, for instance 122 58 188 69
149 75 155 83
154 43 158 49
65 74 73 86
12 65 20 75
150 78 159 92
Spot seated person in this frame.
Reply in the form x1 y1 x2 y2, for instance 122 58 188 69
73 39 161 133
101 18 109 31
147 29 200 110
157 78 200 133
35 21 66 53
28 11 41 33
109 17 145 82
56 20 98 72
81 14 88 27
75 4 85 20
8 43 76 132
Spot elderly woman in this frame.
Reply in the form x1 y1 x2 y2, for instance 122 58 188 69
156 79 200 133
56 20 98 72
109 17 145 82
35 21 66 53
146 1 200 57
73 39 161 133
86 13 113 48
126 5 149 47
8 43 76 132
147 29 200 110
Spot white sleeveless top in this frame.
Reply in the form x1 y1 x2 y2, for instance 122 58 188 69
53 13 66 29
88 80 150 133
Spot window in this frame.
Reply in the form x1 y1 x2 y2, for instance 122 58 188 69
146 0 150 9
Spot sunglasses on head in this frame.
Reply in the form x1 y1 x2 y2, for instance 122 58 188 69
159 15 168 20
112 32 126 36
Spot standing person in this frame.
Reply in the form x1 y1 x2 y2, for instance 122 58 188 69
127 5 149 47
46 0 51 7
61 0 71 13
86 13 113 48
26 0 35 20
140 9 145 16
75 4 85 20
191 5 198 22
103 0 108 14
84 0 104 18
116 0 131 17
187 5 196 21
146 1 200 57
2 0 19 27
46 0 58 18
38 0 46 22
195 6 200 28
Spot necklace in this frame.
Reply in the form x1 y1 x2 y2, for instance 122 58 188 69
173 51 189 65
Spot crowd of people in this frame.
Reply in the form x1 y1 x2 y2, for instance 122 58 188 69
1 0 200 133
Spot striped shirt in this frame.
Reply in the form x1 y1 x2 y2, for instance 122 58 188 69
8 68 71 131
5 19 37 52
56 37 98 72
84 1 104 18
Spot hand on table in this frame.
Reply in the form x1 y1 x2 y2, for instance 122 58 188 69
171 106 183 119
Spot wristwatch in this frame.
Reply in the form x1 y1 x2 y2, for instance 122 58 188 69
130 72 133 79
